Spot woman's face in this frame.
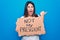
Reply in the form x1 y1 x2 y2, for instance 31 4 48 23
27 3 34 16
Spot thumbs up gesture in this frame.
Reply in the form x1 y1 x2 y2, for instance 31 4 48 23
40 11 47 16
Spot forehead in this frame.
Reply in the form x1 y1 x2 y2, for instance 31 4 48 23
28 3 33 6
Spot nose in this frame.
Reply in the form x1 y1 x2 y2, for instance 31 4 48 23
30 7 32 10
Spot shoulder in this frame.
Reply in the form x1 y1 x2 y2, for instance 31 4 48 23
17 16 24 20
17 16 24 22
17 16 24 21
38 15 40 17
20 16 24 18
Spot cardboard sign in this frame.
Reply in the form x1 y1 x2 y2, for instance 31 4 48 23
16 17 45 36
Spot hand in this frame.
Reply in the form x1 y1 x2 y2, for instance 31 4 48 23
40 11 47 16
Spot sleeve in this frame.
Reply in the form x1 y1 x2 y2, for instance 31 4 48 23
20 16 24 18
38 15 40 17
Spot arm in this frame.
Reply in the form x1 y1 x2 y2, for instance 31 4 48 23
16 18 20 32
40 11 47 22
16 16 24 32
16 16 24 36
16 18 22 37
39 11 47 35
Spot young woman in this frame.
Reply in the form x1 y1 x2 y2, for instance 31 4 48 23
16 1 46 40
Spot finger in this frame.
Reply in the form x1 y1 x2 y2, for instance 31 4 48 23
45 11 47 14
42 11 44 12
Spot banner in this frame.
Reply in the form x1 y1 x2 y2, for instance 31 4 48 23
16 17 45 36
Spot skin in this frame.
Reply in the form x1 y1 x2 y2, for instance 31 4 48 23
27 3 34 17
27 3 47 20
16 3 47 36
40 11 47 22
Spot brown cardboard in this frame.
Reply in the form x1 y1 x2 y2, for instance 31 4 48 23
16 17 45 36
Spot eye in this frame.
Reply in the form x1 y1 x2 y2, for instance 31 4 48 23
27 6 30 8
31 6 33 8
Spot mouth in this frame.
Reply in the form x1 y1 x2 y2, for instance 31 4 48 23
29 11 33 12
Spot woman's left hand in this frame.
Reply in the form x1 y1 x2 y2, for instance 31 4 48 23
40 11 47 16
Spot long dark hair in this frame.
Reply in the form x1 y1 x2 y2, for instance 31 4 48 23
24 1 38 17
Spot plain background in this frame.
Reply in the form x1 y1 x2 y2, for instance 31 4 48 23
0 0 60 40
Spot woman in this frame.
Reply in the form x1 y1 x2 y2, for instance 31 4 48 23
16 1 46 40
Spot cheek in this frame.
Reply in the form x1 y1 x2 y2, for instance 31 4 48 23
32 8 34 12
27 8 30 11
27 7 34 12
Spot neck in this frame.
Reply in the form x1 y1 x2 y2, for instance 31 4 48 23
28 15 32 17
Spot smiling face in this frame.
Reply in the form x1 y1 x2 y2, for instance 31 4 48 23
27 3 34 16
